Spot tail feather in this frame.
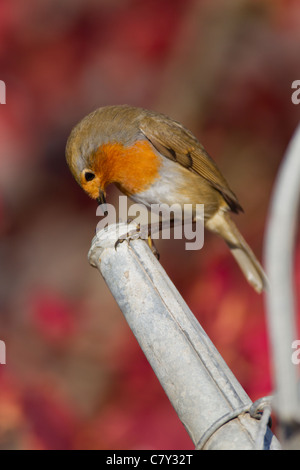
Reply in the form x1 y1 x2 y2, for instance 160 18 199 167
205 210 268 293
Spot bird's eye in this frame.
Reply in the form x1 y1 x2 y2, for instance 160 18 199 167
84 171 95 182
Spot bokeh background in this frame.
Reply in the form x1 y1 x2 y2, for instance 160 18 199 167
0 0 299 450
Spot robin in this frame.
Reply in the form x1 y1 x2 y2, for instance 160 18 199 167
66 105 267 293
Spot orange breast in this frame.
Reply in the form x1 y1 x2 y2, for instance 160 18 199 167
93 140 162 195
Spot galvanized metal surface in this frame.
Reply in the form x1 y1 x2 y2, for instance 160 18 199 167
88 223 281 450
264 123 300 444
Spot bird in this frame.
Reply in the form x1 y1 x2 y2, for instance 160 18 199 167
66 105 267 293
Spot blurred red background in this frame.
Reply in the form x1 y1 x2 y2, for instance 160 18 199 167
0 0 299 450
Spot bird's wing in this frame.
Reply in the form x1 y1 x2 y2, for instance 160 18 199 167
139 113 243 213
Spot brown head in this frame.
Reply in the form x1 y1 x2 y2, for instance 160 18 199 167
65 105 163 203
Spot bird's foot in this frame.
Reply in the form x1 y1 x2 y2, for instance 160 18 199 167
115 222 160 259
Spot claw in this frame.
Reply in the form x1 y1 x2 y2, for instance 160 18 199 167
114 223 141 250
114 237 124 250
114 223 160 260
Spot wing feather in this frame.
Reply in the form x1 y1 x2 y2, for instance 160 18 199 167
139 114 243 213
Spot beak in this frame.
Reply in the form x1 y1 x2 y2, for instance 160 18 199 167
97 190 108 216
97 190 106 206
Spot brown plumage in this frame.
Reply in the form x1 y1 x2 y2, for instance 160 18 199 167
66 105 267 293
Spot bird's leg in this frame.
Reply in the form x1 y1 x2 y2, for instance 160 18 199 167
146 234 160 260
